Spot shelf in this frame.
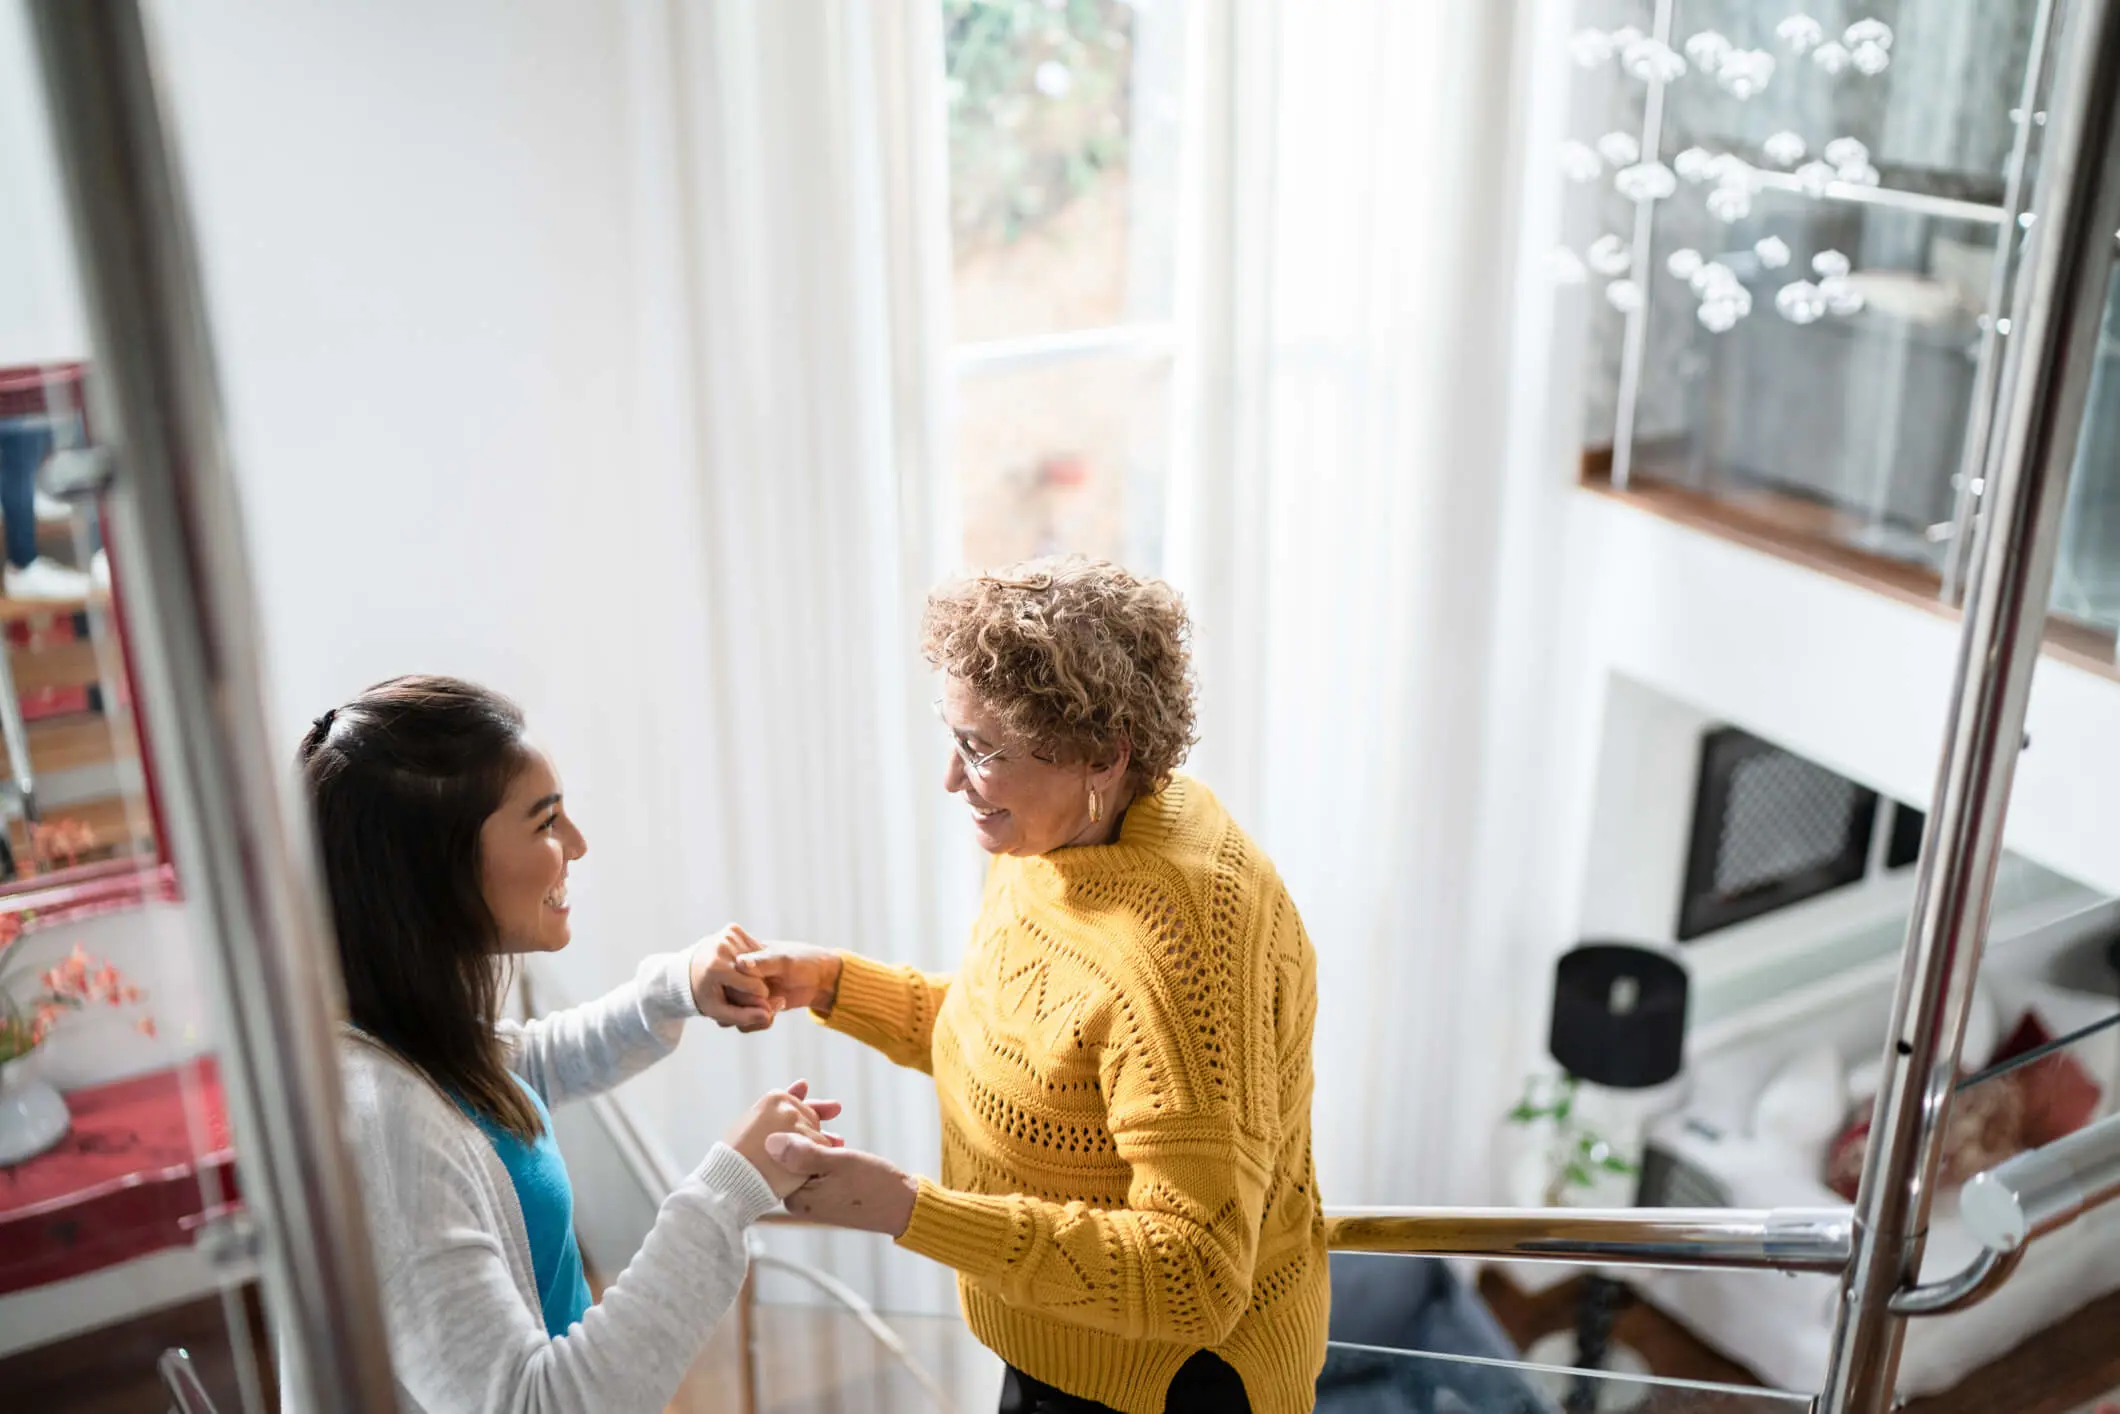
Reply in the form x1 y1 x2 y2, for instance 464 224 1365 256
9 792 154 862
0 590 105 624
11 639 104 696
0 714 133 777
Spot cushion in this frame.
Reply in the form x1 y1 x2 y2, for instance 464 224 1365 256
1752 1043 1848 1157
1821 1006 2104 1200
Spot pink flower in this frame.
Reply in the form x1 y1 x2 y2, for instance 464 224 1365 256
134 1016 157 1038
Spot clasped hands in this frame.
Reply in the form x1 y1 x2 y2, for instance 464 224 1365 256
693 925 917 1237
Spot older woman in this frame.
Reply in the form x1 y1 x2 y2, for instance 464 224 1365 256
715 558 1328 1414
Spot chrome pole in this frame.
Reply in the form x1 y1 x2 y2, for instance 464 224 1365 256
1322 1205 1853 1273
27 4 398 1410
1817 0 2120 1407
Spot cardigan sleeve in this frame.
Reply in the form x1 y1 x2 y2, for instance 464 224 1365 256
344 1047 777 1414
499 950 700 1106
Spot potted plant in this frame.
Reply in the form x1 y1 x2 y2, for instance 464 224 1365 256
0 915 151 1165
1507 1073 1651 1413
1508 1072 1638 1205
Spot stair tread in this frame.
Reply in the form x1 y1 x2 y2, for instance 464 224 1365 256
9 638 104 695
0 715 133 776
0 591 106 623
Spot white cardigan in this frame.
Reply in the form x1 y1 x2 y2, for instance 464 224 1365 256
286 949 775 1414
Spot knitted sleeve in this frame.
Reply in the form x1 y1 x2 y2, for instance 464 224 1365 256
893 873 1280 1344
820 951 954 1074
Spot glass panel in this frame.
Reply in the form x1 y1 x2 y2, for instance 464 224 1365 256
1629 185 1998 575
674 1299 1003 1412
1318 1341 1812 1412
2051 262 2120 633
954 356 1171 570
1951 992 2120 1156
1664 1 2040 208
0 0 169 906
1563 0 2052 587
1819 968 2119 1210
0 365 168 895
0 5 260 1409
942 0 1189 343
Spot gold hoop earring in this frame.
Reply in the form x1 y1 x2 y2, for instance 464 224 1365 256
1088 787 1102 824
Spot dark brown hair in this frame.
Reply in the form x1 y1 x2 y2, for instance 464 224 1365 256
298 674 541 1140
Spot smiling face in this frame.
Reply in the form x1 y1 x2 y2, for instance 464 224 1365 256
477 744 587 954
937 674 1129 857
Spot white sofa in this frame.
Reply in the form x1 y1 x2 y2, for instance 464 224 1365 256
1635 966 2120 1398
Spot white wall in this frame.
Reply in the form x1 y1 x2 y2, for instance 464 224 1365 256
141 0 962 1313
0 0 86 365
1578 491 2120 898
143 0 730 1012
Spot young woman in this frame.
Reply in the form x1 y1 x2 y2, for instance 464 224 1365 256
295 674 833 1414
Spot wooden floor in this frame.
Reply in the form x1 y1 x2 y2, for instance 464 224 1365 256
1480 1271 2120 1414
9 1273 2120 1412
0 1286 277 1414
0 1286 1000 1414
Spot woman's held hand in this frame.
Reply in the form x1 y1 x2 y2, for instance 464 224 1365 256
691 924 781 1031
766 1132 918 1237
724 1079 845 1200
730 943 844 1018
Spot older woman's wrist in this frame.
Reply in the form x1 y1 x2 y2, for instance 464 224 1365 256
811 953 845 1017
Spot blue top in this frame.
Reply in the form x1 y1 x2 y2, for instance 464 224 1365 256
457 1074 594 1337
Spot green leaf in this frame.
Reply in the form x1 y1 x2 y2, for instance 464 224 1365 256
1564 1161 1595 1189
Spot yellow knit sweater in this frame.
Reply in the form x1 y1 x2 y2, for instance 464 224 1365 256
825 777 1328 1414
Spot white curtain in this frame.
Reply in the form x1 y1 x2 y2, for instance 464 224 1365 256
553 0 1554 1308
1168 0 1545 1208
554 0 982 1318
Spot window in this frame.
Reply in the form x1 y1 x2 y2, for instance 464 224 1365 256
940 0 1191 572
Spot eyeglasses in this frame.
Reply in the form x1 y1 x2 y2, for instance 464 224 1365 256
932 698 1010 779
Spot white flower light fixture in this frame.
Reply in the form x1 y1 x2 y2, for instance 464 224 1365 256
1615 161 1678 202
1587 233 1634 277
1597 131 1642 167
1560 140 1604 183
1763 131 1808 167
1776 15 1825 53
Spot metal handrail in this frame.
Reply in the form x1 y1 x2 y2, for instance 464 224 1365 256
1961 1109 2120 1253
157 1348 223 1414
594 1060 2120 1414
1815 0 2120 1403
1320 1205 1852 1274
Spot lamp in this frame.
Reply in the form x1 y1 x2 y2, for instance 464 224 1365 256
1530 942 1690 1414
1549 943 1688 1089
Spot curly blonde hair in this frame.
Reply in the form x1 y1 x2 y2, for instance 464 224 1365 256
922 556 1199 796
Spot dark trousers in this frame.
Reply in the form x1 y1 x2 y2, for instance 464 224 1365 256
999 1351 1250 1413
